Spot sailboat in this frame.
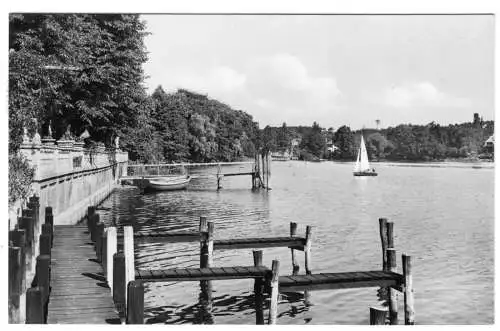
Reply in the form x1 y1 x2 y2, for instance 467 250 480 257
353 134 377 176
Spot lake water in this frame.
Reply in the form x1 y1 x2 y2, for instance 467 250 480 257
98 161 494 324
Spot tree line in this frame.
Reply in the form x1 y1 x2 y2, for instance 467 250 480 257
261 114 494 162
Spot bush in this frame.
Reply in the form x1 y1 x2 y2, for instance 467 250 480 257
8 153 34 206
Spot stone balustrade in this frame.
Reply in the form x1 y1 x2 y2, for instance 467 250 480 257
10 135 129 229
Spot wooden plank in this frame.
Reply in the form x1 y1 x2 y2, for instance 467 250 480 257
279 279 400 292
213 237 306 250
173 269 190 278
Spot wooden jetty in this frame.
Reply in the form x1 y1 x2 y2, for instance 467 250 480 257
46 225 120 324
9 196 415 325
106 218 413 325
123 151 272 190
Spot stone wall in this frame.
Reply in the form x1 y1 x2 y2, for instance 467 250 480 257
9 136 128 229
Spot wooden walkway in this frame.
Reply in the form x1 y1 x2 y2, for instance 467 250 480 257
47 225 120 324
214 237 305 250
279 270 403 292
135 267 403 292
135 266 270 282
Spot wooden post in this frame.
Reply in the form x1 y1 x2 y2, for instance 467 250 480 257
41 224 52 253
370 306 388 325
127 280 144 324
26 287 44 324
290 222 299 275
102 229 108 274
266 151 271 190
386 221 394 249
35 255 50 305
379 218 388 271
96 222 105 261
402 254 415 325
199 216 208 232
207 222 214 266
87 205 96 219
199 216 208 251
30 196 40 230
386 248 398 325
216 164 222 190
9 230 26 292
199 221 213 315
124 226 135 306
39 233 51 259
19 216 34 273
106 227 117 290
268 259 280 325
90 214 99 243
253 250 264 325
45 207 54 248
9 246 22 323
304 226 313 275
113 252 126 307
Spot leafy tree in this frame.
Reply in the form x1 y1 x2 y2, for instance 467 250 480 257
300 122 326 157
333 125 355 160
9 14 149 149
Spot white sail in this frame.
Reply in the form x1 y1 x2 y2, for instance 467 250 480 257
354 134 371 173
353 146 361 172
359 135 371 171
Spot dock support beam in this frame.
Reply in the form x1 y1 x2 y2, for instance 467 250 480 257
387 247 398 324
379 218 388 271
106 227 117 291
253 250 265 325
126 280 144 324
268 259 280 325
290 222 299 275
304 226 313 275
403 254 415 325
9 246 22 323
113 252 126 317
124 226 135 308
26 287 44 324
199 221 214 319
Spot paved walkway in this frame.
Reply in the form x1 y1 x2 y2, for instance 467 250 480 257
47 225 121 324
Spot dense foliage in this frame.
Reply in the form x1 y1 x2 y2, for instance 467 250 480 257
8 154 35 205
135 87 260 163
9 14 149 150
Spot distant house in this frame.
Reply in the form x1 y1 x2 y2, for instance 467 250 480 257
271 150 291 161
326 140 338 152
484 134 494 153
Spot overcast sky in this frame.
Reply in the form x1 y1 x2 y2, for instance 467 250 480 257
142 15 494 130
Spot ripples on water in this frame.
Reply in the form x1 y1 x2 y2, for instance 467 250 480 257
97 162 494 324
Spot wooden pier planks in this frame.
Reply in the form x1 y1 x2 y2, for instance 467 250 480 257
119 231 201 244
47 225 120 324
119 232 306 250
214 236 306 250
278 270 404 292
135 266 271 282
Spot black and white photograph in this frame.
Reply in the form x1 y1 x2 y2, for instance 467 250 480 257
5 1 497 326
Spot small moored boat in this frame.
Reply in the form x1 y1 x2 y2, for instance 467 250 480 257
141 176 191 192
